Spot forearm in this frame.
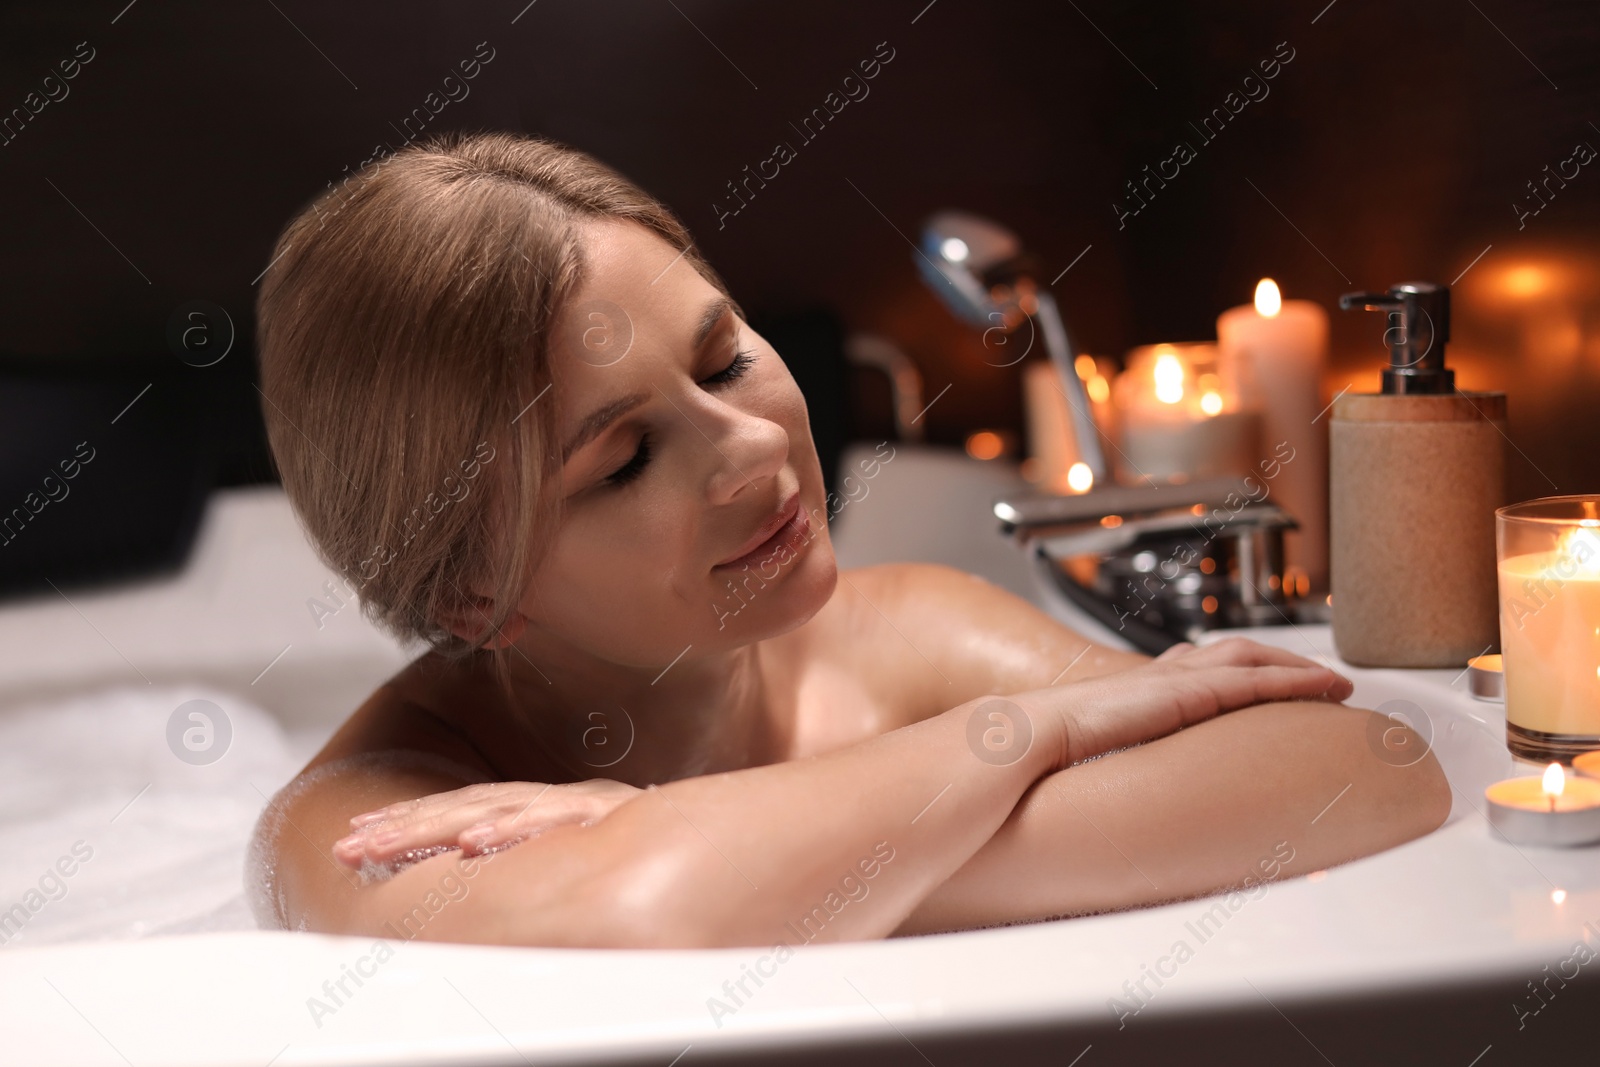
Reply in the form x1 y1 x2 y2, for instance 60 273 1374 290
595 692 1064 948
891 700 1452 936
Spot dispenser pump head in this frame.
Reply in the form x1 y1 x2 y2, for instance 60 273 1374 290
1338 281 1454 394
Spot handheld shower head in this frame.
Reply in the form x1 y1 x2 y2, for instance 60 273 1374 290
915 209 1107 483
916 210 1028 328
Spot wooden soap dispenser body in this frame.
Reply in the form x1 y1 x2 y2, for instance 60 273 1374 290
1329 282 1507 668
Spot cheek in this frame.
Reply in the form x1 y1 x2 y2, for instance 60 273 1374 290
525 500 698 628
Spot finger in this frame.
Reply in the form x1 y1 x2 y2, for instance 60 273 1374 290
460 820 503 853
335 806 494 865
1216 664 1352 708
345 782 564 864
347 786 481 831
332 836 366 868
1186 637 1329 672
479 787 639 850
496 781 560 826
1154 641 1196 662
1319 672 1356 703
501 798 605 838
356 779 559 835
461 818 537 855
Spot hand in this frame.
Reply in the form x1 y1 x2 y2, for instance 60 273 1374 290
330 778 645 869
1014 636 1353 772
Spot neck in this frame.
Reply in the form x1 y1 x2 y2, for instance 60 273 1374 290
494 632 792 787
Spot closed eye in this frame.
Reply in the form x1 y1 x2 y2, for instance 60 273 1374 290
603 433 653 487
600 341 758 489
701 345 757 387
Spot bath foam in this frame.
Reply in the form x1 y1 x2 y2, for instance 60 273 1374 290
0 683 296 946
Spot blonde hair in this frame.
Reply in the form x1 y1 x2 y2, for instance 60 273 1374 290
255 130 742 697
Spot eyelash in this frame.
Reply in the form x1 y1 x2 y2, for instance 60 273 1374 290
602 345 759 487
701 345 757 387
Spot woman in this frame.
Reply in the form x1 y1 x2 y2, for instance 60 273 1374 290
247 131 1450 948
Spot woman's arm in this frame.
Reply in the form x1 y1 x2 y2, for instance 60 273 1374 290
270 689 1069 948
274 641 1348 949
851 564 1450 933
850 563 1152 732
890 698 1452 936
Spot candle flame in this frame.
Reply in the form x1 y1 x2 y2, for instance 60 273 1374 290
1200 390 1224 416
1066 462 1094 494
1557 526 1600 576
1254 278 1282 317
1543 762 1566 798
1153 353 1186 404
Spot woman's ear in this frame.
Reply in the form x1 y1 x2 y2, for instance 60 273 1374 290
438 596 528 650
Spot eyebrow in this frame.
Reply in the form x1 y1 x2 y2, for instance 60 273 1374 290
559 297 736 464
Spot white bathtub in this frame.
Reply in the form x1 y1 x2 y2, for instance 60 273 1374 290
2 444 1596 1065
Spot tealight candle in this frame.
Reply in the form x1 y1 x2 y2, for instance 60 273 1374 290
1466 653 1504 702
1485 762 1600 847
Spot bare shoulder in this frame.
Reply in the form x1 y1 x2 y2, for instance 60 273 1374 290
827 562 1147 727
247 674 497 933
840 560 1013 610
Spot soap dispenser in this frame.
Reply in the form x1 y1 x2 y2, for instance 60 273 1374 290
1329 281 1507 668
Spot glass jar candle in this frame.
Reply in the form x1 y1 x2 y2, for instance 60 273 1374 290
1111 342 1262 486
1497 496 1600 762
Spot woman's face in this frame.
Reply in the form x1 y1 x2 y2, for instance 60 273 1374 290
513 218 838 666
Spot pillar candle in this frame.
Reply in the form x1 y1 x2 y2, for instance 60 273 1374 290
1217 279 1330 592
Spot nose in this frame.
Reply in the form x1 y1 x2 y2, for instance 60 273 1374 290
702 399 789 506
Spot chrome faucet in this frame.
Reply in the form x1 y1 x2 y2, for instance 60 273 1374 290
994 477 1304 654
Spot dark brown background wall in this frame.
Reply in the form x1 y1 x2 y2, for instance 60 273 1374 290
2 0 1596 507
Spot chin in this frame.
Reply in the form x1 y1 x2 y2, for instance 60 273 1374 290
709 533 838 645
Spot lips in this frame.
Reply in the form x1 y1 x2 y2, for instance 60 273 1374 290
715 490 805 570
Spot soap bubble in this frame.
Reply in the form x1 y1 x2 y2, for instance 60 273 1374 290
1366 698 1435 768
966 697 1032 766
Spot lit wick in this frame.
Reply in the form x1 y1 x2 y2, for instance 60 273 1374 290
1543 762 1566 813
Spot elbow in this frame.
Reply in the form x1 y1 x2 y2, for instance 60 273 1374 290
1393 739 1453 840
1236 701 1454 869
1348 708 1454 848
